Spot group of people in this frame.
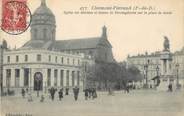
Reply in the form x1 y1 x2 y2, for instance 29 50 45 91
21 86 97 102
83 88 97 100
48 86 80 101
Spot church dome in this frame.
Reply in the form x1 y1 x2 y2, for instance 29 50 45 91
30 0 56 41
31 0 56 26
33 0 54 16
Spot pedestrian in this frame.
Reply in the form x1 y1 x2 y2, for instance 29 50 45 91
73 86 79 101
84 89 88 100
27 93 33 102
126 85 129 93
92 88 96 99
108 87 112 95
40 95 45 102
21 88 25 98
50 87 57 101
93 88 97 99
88 88 92 99
58 88 63 101
26 88 29 93
65 87 69 95
168 83 173 92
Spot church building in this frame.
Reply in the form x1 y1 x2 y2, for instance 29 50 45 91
0 0 114 92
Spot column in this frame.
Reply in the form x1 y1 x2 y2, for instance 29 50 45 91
42 69 47 88
30 68 34 89
11 68 15 87
74 71 77 86
161 60 166 75
69 70 72 87
166 60 169 75
79 71 83 89
51 69 54 87
72 71 75 87
63 70 66 87
19 69 24 87
3 69 6 87
58 69 61 87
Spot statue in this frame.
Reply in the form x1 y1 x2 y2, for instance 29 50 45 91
163 36 170 51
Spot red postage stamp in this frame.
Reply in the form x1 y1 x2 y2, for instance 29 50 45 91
1 0 31 35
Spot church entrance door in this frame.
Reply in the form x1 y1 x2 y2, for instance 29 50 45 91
34 72 43 91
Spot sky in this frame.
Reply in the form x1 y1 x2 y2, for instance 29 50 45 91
0 0 184 61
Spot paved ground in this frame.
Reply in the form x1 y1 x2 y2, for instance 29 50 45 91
1 89 184 116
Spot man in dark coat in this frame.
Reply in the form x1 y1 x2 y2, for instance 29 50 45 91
92 88 97 99
50 87 57 101
84 89 88 100
88 88 92 99
168 83 173 92
73 86 79 101
21 88 25 98
65 87 69 95
58 88 63 101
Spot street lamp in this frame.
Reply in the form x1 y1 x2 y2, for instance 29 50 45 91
45 81 47 93
155 65 160 86
144 60 149 88
0 45 4 95
156 66 159 77
175 63 180 89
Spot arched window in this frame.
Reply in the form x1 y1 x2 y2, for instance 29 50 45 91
52 29 55 40
34 29 38 39
43 28 47 39
105 52 107 60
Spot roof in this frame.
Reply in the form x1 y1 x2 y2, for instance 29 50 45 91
174 46 184 55
53 37 101 50
20 28 113 50
33 0 54 16
21 37 103 50
20 40 52 49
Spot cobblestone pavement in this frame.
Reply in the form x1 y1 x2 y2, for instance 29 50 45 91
1 89 184 116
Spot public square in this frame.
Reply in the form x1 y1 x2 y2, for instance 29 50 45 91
1 89 184 116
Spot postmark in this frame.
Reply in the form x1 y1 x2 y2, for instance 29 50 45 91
1 0 31 35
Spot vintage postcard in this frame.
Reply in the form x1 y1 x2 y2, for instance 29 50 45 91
0 0 184 116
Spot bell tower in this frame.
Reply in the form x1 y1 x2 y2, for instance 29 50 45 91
30 0 56 41
101 25 107 39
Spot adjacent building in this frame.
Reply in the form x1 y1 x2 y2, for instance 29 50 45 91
172 47 184 81
127 52 161 86
127 45 184 88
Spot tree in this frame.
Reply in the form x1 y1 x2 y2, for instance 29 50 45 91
84 61 143 91
126 66 143 82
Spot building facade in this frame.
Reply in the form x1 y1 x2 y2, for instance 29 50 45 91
22 0 114 63
2 49 89 91
172 47 184 81
1 0 114 92
127 52 161 85
127 47 184 88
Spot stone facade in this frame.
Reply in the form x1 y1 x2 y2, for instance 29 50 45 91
127 47 184 88
172 47 184 80
127 52 161 84
1 0 114 92
22 0 114 63
2 49 91 90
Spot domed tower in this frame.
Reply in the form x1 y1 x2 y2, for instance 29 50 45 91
31 0 56 41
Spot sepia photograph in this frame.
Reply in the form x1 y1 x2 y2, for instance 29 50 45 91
0 0 184 116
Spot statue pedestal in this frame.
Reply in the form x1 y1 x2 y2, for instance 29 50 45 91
156 79 169 91
156 75 176 91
